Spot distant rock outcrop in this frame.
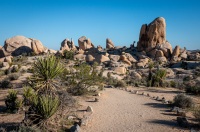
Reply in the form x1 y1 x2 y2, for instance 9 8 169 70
78 36 94 50
60 38 77 52
137 17 174 60
137 17 166 52
106 38 115 49
0 36 45 58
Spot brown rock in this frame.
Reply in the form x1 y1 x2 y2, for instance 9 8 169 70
31 39 45 54
106 38 115 49
109 55 120 62
119 53 132 65
60 38 77 52
125 53 137 63
137 17 166 51
74 54 86 60
95 54 110 63
155 50 164 58
113 66 127 75
78 36 94 50
86 54 95 62
4 56 13 64
172 45 180 57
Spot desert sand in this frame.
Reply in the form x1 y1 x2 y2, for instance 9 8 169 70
82 88 189 132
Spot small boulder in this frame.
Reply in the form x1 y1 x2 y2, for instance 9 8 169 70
86 106 93 112
106 38 115 49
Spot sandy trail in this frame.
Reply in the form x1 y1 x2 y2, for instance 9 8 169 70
82 88 188 132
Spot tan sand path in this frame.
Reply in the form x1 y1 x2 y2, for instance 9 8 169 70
82 88 188 132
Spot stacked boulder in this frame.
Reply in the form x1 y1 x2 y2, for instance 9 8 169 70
60 38 77 52
0 36 45 58
106 38 115 49
137 17 173 62
78 36 94 51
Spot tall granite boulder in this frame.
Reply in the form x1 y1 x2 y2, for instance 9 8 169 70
137 17 166 52
106 38 115 49
0 36 45 58
78 36 94 50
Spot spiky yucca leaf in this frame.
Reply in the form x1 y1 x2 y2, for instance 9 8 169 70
31 55 64 93
33 95 60 119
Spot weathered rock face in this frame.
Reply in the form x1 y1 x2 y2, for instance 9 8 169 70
137 17 166 52
86 54 95 62
78 36 94 50
94 54 110 63
31 39 45 55
60 38 77 52
106 38 115 49
0 36 45 58
113 66 127 75
172 45 180 57
119 54 131 65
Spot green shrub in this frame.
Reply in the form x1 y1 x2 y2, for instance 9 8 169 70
170 81 177 88
23 87 36 106
30 55 64 93
5 89 22 112
193 106 200 124
31 95 60 119
18 125 39 132
151 69 167 87
173 94 194 109
68 63 104 95
114 80 126 87
63 50 74 60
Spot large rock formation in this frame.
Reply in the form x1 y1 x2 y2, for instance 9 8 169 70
78 36 94 50
31 39 45 55
0 36 45 58
137 17 174 60
137 17 166 52
60 38 77 52
106 38 115 49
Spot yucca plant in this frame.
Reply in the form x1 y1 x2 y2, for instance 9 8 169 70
5 89 22 113
32 95 60 119
23 86 36 106
30 55 64 93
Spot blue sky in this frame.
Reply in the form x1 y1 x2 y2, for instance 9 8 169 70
0 0 199 50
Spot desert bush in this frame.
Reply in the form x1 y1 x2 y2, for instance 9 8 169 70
9 73 20 80
114 80 126 87
170 80 177 88
67 63 104 95
30 55 64 93
63 50 74 60
18 125 39 132
184 81 200 95
193 106 200 124
23 87 36 106
32 95 60 119
173 94 194 109
150 69 167 87
0 78 12 88
5 89 22 113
